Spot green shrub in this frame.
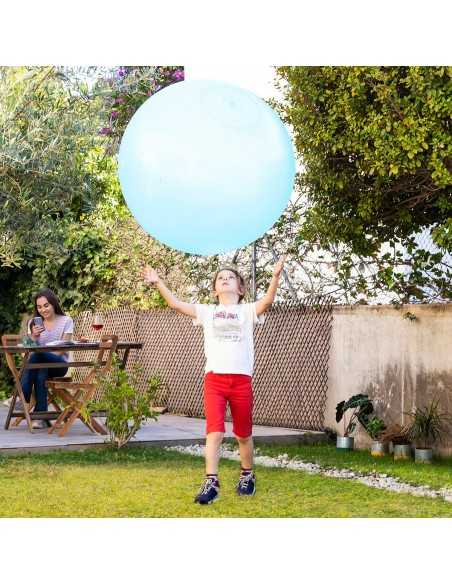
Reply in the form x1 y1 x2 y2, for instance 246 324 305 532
93 358 161 449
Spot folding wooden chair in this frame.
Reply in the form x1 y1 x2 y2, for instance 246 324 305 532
47 335 118 437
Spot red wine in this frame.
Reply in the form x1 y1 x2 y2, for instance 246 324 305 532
92 324 104 331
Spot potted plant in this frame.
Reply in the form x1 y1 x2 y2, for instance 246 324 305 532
335 394 374 450
380 423 412 460
406 398 451 463
364 416 387 457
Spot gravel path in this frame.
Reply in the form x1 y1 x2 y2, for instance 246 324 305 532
166 444 452 503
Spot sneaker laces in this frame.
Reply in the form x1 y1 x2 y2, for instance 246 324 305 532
199 477 217 495
238 473 253 488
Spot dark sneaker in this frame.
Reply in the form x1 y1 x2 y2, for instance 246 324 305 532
194 477 220 505
236 472 256 496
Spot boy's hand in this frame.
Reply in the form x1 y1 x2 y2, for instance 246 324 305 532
273 255 287 278
143 265 160 286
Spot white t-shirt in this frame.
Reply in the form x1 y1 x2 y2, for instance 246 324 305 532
193 302 265 376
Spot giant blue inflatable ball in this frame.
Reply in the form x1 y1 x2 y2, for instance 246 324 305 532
118 80 295 256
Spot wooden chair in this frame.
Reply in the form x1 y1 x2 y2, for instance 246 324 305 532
47 335 118 437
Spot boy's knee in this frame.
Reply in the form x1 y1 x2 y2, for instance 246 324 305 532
206 431 224 442
236 435 252 444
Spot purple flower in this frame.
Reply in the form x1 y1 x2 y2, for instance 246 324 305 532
114 97 125 105
118 68 126 77
173 69 184 81
99 127 112 136
111 111 119 119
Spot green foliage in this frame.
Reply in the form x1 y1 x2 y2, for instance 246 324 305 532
98 66 184 144
365 416 386 440
403 311 417 321
93 358 161 449
0 68 193 390
335 393 374 437
407 398 452 449
274 66 452 301
0 66 105 267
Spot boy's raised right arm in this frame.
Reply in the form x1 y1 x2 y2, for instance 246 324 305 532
143 266 197 318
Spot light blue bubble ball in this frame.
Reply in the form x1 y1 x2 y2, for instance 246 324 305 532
118 80 295 256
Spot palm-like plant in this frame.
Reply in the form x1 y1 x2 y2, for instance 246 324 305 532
407 399 451 449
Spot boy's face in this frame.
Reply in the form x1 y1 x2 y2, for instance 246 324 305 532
214 270 244 300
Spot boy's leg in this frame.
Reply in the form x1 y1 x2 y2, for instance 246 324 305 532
229 374 256 496
236 435 254 470
205 431 225 475
195 373 227 504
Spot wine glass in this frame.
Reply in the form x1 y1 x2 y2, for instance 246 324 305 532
92 314 104 338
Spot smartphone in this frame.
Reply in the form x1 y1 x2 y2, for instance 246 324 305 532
33 316 44 328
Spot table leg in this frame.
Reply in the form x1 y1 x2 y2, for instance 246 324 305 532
118 347 130 369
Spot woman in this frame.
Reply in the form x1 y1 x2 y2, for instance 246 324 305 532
21 288 74 429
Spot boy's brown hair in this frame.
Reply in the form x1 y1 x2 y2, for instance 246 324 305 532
212 267 246 303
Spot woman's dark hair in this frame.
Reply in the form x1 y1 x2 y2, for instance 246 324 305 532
212 267 246 303
33 288 65 317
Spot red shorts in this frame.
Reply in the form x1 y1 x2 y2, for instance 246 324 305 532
204 371 253 438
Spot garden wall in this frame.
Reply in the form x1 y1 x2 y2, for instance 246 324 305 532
68 302 452 455
324 304 452 456
73 299 332 431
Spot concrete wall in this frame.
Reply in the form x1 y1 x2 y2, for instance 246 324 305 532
324 304 452 456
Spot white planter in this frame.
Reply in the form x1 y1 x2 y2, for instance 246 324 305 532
415 448 433 464
393 444 412 460
336 436 354 450
370 441 387 457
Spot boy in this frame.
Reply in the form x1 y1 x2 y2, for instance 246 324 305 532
143 256 286 504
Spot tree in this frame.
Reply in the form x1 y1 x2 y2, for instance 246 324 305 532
273 66 452 302
0 65 188 394
0 66 106 268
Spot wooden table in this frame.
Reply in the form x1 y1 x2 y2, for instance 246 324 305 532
0 341 142 434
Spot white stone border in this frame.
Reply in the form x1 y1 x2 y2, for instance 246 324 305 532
166 444 452 503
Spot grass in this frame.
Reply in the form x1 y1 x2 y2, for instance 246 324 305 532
0 446 452 517
255 443 452 491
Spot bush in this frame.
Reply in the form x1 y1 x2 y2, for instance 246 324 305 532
93 358 161 449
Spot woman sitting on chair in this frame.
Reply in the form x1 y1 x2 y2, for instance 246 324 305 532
21 288 74 429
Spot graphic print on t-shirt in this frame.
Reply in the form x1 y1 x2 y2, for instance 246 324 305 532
212 307 243 343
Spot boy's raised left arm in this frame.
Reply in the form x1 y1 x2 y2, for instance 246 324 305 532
255 255 287 316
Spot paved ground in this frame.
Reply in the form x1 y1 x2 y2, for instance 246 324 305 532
0 405 325 454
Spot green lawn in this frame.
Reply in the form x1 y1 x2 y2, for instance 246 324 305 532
255 443 452 491
0 446 451 517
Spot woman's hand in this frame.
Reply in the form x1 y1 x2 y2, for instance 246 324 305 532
30 324 45 339
143 265 160 286
273 255 287 278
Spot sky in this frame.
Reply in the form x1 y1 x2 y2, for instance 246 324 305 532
185 65 282 100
